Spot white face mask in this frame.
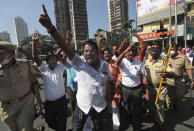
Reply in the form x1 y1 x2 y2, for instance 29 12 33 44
170 51 175 56
0 57 10 65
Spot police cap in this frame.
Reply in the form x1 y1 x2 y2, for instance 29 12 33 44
0 41 16 51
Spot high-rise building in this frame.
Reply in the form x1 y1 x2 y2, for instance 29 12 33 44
69 0 89 41
53 0 71 39
14 16 28 46
0 31 11 42
107 0 129 31
53 0 88 42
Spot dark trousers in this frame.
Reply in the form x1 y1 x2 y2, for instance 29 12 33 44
44 95 67 131
120 85 143 131
72 104 113 131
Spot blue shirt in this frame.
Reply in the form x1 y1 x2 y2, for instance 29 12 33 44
66 62 77 91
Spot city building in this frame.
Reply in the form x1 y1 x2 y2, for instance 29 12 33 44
53 0 71 39
136 0 194 47
14 16 28 46
53 0 88 42
107 0 129 31
69 0 89 42
0 31 11 42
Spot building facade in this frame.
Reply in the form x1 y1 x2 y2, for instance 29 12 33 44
107 0 128 31
14 16 28 46
53 0 88 42
137 0 194 47
0 31 11 42
53 0 71 39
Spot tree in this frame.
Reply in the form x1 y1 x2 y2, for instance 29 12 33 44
122 19 135 37
21 35 56 55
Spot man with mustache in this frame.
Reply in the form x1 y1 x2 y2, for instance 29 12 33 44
117 43 149 131
38 5 114 131
0 41 39 131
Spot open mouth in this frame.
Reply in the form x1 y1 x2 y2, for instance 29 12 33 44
86 57 93 62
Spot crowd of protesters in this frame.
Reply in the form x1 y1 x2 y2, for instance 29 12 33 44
0 4 194 131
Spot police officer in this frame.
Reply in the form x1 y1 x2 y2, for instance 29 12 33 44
144 43 176 131
0 41 38 131
166 44 194 112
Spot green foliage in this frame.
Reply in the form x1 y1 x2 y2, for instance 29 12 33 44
22 35 56 55
122 19 135 30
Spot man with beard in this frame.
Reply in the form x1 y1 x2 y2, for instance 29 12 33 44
103 48 121 131
38 5 113 131
117 43 149 131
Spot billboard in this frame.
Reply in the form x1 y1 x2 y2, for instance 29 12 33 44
137 0 185 17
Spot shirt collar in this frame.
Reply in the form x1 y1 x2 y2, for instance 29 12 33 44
82 56 106 72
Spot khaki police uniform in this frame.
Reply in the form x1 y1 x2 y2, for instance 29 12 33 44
167 54 193 107
145 56 171 125
0 42 36 131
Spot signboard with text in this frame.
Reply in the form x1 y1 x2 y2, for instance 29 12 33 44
137 0 185 17
138 30 175 40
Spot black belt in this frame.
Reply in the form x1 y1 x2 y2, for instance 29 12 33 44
149 83 167 88
121 84 142 90
0 90 32 104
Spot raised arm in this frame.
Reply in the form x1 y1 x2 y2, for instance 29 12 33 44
39 4 74 60
116 43 135 66
134 33 146 62
117 38 129 54
97 34 103 59
32 33 42 66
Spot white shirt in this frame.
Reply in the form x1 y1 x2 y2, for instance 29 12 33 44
120 58 147 88
40 62 65 101
68 54 113 114
112 55 117 61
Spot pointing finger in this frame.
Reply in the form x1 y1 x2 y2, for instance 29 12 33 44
42 4 49 17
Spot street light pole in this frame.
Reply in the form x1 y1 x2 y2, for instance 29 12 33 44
72 0 77 51
169 0 172 45
175 0 178 44
136 0 138 31
184 2 188 48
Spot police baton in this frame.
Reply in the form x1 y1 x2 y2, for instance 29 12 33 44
155 43 172 105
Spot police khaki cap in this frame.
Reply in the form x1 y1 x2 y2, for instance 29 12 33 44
147 46 152 49
0 41 16 51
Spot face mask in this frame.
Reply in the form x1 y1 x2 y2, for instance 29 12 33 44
170 51 175 56
151 53 160 60
0 57 10 65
